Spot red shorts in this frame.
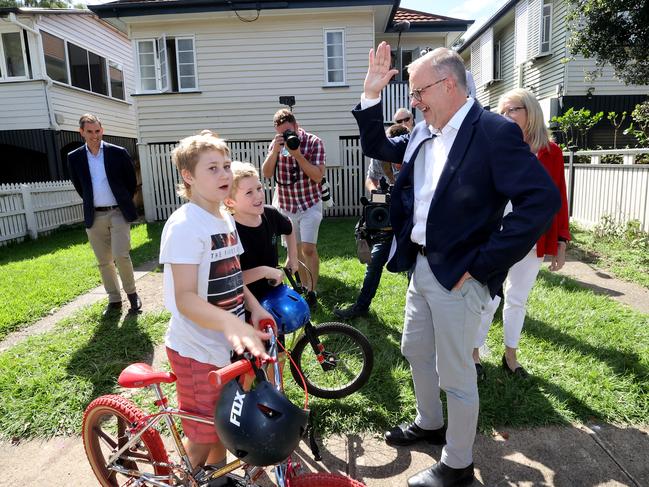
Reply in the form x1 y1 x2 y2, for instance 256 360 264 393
166 347 221 444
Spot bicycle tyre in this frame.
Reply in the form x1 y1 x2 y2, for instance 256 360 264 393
289 322 373 399
82 394 171 486
287 472 366 487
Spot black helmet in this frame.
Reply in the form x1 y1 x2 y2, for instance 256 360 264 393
214 379 309 466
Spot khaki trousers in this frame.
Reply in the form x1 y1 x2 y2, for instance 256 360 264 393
86 209 136 303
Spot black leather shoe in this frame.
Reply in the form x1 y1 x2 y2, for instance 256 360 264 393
408 462 475 487
102 301 122 316
333 304 368 320
475 363 486 381
127 292 142 313
502 354 529 378
385 422 446 446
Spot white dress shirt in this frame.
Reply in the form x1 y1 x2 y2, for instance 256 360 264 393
86 141 118 207
360 95 474 245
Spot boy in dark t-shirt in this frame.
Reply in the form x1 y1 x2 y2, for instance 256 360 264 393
225 162 299 300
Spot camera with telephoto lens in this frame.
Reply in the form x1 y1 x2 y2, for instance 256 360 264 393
361 178 392 231
282 129 301 151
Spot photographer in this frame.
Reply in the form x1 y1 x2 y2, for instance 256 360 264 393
334 123 409 320
262 109 326 302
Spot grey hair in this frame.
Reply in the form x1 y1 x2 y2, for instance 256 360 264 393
408 47 466 91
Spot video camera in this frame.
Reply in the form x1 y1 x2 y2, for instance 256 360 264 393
360 178 392 231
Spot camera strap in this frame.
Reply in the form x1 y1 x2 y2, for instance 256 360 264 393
273 154 299 187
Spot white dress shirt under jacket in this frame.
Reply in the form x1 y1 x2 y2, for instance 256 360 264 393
86 141 118 207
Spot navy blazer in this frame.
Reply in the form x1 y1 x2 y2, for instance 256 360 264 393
352 101 561 297
68 142 138 228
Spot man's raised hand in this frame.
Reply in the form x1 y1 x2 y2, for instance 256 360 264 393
364 41 399 99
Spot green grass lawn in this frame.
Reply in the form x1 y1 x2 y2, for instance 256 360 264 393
0 218 647 441
0 222 164 340
569 223 649 289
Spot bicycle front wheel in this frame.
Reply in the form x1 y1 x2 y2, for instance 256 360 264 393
287 472 366 486
82 394 171 487
289 322 373 399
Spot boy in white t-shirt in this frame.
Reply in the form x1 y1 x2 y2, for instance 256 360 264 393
159 132 272 476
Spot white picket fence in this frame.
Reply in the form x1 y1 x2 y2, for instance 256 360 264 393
0 181 83 245
142 138 370 222
2 146 648 246
564 150 649 232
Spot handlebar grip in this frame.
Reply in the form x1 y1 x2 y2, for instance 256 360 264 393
208 359 252 387
259 318 276 332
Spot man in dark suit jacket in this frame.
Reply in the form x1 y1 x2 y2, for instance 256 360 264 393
68 113 142 316
352 44 560 487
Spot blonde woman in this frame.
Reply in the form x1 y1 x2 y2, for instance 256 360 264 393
473 88 570 379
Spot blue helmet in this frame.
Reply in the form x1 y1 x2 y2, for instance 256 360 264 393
260 284 310 333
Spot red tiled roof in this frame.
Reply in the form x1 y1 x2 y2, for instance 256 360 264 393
394 7 465 23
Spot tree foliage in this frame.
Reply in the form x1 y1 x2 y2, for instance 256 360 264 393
566 0 649 85
551 107 603 149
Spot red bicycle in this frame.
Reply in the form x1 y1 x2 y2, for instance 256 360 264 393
81 322 365 487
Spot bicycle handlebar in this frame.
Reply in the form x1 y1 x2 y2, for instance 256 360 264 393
208 319 277 387
209 359 253 387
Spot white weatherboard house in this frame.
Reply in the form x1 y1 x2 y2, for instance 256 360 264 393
457 0 648 148
89 0 472 221
0 7 137 184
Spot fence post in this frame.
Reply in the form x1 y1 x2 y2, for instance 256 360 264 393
567 146 577 217
21 184 38 239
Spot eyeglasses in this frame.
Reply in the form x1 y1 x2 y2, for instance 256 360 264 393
409 78 447 102
501 106 527 116
395 116 412 124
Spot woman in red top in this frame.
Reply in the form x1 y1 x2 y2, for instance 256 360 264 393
473 88 570 379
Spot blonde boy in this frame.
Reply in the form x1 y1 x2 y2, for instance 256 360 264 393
225 161 299 296
159 133 272 473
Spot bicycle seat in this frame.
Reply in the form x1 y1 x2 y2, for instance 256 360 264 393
118 363 177 388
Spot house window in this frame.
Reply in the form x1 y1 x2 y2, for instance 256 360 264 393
42 31 68 83
68 43 91 91
493 40 502 80
324 29 345 85
136 36 198 93
40 31 123 100
540 3 553 54
0 31 28 80
67 42 111 96
109 61 125 100
391 49 415 81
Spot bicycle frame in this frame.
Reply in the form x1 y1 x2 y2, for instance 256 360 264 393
100 329 291 487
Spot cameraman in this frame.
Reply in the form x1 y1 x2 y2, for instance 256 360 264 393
262 109 326 302
334 123 410 320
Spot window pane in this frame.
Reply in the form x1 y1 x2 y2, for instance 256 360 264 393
178 50 194 64
179 76 196 89
109 62 124 100
88 51 108 95
2 32 26 78
177 38 193 51
139 52 155 66
41 31 67 83
179 63 195 76
328 70 343 83
141 78 157 91
327 44 343 58
68 43 90 90
138 40 157 91
138 41 154 54
326 31 342 45
328 56 343 71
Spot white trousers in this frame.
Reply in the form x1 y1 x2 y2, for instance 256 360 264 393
475 247 543 349
401 254 490 468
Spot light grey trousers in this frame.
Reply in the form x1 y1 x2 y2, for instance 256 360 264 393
86 209 136 303
401 254 490 468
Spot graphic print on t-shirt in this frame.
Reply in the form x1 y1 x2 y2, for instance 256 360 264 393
207 232 245 318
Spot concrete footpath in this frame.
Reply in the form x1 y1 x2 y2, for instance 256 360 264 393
0 254 648 486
